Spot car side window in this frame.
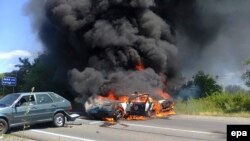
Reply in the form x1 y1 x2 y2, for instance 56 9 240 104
36 94 53 104
49 93 64 102
17 95 35 107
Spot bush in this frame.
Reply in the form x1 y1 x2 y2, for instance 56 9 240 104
204 92 250 112
175 91 250 116
192 71 222 98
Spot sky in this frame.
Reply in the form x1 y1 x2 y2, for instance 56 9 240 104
0 0 43 73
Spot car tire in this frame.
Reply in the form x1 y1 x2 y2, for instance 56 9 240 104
53 113 65 127
0 119 8 135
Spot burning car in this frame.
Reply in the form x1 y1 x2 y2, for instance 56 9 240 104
126 94 174 117
87 92 175 121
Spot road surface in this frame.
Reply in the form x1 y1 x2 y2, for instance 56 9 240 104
10 115 250 141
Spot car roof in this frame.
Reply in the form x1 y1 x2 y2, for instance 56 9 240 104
12 92 54 96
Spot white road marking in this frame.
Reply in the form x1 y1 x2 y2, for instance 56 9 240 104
89 121 103 125
79 119 225 135
124 123 224 135
30 129 97 141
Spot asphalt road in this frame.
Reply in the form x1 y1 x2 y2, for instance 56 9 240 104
10 115 250 141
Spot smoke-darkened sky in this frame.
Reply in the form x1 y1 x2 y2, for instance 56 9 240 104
174 0 250 88
1 0 250 90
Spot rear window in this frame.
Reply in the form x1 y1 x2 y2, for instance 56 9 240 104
36 94 53 104
49 93 64 102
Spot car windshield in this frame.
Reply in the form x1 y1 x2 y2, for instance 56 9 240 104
0 93 20 107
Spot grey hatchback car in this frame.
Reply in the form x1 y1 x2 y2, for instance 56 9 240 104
0 92 78 134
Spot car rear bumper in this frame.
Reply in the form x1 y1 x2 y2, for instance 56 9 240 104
64 112 80 121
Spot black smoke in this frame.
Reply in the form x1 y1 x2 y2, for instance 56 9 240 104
26 0 250 103
165 0 250 82
26 0 179 104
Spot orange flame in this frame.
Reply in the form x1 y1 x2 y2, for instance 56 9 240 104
118 96 129 103
98 90 129 102
156 110 175 117
95 89 175 121
155 88 171 99
106 90 116 100
103 118 115 122
135 63 144 71
152 102 162 113
125 115 145 120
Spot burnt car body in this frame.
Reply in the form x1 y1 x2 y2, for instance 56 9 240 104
88 100 124 120
87 93 174 120
125 94 152 116
158 99 174 111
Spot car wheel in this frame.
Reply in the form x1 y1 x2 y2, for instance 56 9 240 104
0 119 8 135
53 113 65 127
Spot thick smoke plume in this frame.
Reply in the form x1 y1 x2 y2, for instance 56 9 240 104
26 0 178 104
162 0 250 86
26 0 250 104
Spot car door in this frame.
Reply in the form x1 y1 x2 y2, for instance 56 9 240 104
12 95 37 125
34 93 55 122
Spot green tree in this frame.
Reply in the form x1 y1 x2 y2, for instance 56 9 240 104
242 59 250 87
14 58 32 92
18 55 73 100
1 55 73 100
20 58 55 91
245 59 250 65
193 71 222 97
15 58 32 74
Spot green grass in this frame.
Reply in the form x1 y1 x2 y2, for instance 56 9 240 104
175 91 250 117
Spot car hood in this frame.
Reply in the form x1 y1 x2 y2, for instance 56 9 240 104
0 106 8 112
0 105 7 108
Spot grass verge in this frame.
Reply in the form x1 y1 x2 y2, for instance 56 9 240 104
174 92 250 118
